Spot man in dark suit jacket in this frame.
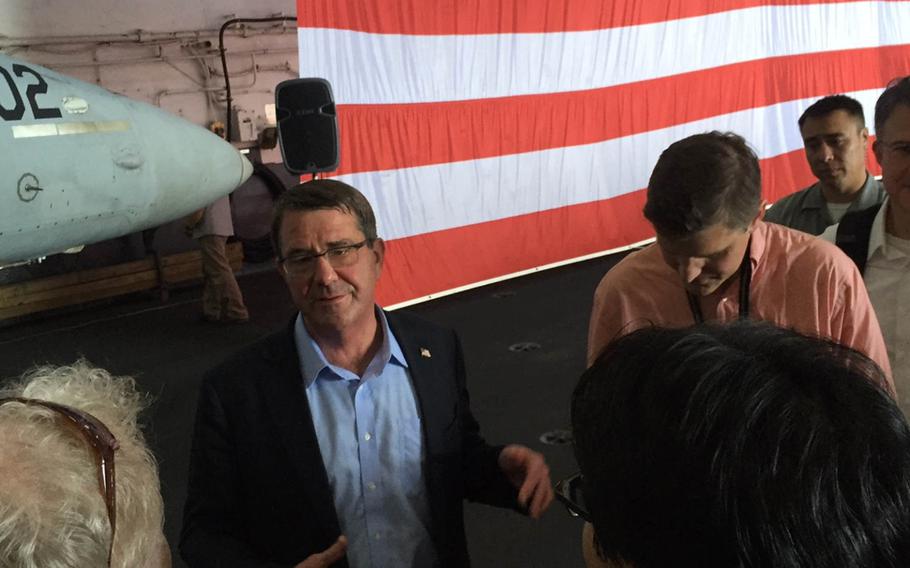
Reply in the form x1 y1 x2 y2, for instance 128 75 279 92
180 179 553 568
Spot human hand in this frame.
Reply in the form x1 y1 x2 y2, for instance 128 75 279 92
293 535 348 568
498 444 553 519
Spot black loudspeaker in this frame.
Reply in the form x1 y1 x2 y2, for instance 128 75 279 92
275 78 339 174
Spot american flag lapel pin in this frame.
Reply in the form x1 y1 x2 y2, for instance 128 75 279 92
420 347 432 358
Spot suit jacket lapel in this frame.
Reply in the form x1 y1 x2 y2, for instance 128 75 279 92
258 322 342 540
388 312 456 455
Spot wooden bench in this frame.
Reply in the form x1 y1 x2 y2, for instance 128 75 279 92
0 242 243 320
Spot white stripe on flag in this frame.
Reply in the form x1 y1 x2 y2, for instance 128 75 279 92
336 88 882 240
299 2 910 104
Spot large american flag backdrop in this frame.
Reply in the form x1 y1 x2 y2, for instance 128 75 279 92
296 0 910 307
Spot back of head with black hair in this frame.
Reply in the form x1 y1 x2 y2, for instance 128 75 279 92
572 321 910 568
798 94 866 129
643 132 761 238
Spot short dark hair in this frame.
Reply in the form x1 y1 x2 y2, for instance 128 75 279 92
875 76 910 142
798 94 866 129
572 321 910 568
271 178 378 255
643 132 761 237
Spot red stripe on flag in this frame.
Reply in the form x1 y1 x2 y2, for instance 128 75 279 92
336 45 910 176
376 147 834 305
298 0 883 35
377 189 650 305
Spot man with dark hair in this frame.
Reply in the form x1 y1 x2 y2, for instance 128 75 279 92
587 131 893 394
571 321 910 568
821 77 910 416
766 94 886 235
181 178 553 568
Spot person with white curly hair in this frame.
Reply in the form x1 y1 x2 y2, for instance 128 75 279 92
0 360 170 568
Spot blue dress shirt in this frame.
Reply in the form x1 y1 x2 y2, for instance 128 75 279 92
295 310 439 568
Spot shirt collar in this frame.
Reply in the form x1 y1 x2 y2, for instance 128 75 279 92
801 182 827 210
868 196 890 259
801 172 878 212
853 174 884 211
295 307 408 389
748 220 769 271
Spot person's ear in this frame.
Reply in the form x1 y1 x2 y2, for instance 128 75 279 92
371 238 385 272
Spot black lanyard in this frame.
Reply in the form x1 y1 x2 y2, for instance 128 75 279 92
686 241 752 325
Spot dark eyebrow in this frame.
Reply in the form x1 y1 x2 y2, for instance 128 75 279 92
285 239 359 257
707 246 731 258
803 133 845 142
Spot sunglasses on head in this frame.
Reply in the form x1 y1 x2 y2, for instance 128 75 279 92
0 397 119 566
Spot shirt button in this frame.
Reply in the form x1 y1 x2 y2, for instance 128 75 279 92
364 432 372 441
367 482 377 491
374 532 381 541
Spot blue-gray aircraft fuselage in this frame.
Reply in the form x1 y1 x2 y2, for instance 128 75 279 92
0 53 253 266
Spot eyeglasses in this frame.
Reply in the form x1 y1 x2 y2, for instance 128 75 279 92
278 239 372 277
0 397 119 566
555 471 590 522
879 140 910 161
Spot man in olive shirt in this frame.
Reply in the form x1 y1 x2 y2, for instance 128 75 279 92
765 95 886 235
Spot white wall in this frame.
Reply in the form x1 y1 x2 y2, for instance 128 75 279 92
0 0 297 163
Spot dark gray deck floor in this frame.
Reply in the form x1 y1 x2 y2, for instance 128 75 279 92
0 251 626 567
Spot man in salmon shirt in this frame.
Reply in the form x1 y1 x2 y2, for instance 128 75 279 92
587 131 893 395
